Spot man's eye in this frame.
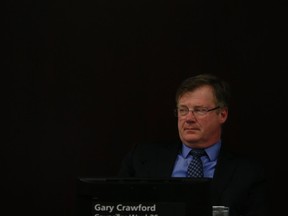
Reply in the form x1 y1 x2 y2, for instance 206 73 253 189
195 108 206 112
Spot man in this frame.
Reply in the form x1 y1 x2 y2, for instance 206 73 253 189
118 74 267 216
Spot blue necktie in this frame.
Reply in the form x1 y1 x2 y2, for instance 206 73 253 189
187 149 206 178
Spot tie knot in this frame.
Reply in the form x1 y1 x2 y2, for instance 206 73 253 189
190 149 206 158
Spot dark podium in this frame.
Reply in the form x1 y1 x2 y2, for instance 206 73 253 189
76 177 213 216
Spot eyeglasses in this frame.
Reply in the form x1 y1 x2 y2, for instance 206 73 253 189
174 106 220 117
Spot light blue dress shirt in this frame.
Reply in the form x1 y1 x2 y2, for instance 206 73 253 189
171 141 221 178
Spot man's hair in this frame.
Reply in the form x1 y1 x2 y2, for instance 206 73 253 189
175 73 231 108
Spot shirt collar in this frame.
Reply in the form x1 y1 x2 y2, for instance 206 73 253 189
181 141 221 161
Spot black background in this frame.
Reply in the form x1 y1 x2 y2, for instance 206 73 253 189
7 0 287 215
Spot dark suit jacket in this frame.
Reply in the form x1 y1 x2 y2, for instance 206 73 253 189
118 139 267 216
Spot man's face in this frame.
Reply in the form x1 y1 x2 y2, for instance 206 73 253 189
177 85 228 148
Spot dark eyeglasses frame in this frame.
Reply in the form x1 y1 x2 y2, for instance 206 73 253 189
174 106 220 117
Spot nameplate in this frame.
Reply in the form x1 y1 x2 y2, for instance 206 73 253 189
92 202 186 216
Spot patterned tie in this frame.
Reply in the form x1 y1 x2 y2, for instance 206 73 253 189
187 149 206 178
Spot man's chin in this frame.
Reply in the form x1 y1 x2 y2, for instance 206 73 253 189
183 135 199 143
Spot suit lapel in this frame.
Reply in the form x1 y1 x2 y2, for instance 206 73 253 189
211 149 237 203
151 140 181 177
